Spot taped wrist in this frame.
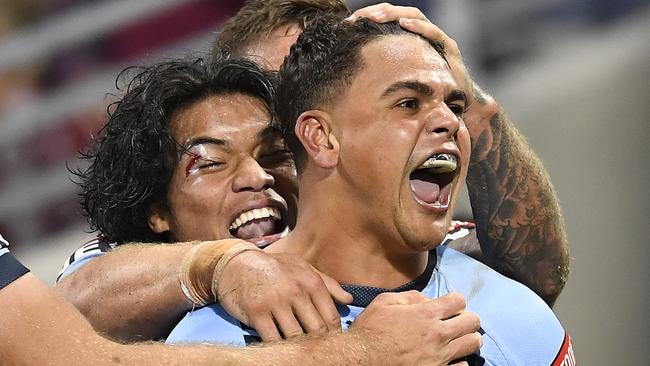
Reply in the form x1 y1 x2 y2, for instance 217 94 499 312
179 240 261 306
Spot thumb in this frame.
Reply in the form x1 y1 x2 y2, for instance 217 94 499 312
312 266 353 304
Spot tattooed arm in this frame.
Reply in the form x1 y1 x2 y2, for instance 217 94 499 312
461 91 570 306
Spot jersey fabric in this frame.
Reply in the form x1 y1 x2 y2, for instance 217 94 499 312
56 238 115 282
166 245 573 366
55 220 477 283
0 234 30 290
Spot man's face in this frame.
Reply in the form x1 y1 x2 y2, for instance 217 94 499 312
149 93 297 245
326 35 471 252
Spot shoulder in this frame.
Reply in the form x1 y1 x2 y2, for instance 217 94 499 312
435 246 569 365
56 238 114 282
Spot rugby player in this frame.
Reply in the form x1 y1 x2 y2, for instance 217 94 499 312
55 1 568 343
1 234 477 365
167 16 575 365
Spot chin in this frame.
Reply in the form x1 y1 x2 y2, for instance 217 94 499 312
408 219 451 250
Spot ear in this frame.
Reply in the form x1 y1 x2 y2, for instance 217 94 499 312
147 202 171 234
294 110 340 169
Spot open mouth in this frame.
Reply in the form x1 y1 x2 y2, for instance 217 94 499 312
409 153 458 209
229 206 290 247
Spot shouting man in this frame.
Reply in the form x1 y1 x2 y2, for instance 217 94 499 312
168 16 574 365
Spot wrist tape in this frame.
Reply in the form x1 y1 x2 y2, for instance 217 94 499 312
179 240 261 306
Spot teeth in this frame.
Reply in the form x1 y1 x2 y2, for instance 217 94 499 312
279 225 290 238
229 207 282 231
419 153 457 173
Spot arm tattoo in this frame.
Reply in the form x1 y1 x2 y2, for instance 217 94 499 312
465 109 570 306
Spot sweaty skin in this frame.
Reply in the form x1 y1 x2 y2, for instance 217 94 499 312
270 33 471 287
55 1 567 345
6 271 475 365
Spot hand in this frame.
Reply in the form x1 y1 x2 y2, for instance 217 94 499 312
349 3 499 149
351 291 481 366
349 3 470 95
216 251 352 341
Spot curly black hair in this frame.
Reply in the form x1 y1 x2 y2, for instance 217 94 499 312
276 16 447 172
75 57 276 244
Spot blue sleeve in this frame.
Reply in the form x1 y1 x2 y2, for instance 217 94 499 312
477 284 567 366
166 304 250 346
436 246 569 365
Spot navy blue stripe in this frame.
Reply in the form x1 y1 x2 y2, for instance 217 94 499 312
0 253 30 290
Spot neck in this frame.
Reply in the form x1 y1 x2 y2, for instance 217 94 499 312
268 174 428 288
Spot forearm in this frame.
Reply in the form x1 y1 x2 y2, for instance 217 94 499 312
1 274 377 366
464 92 570 305
54 242 195 341
118 330 381 366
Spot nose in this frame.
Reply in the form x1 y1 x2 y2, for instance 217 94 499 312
232 156 275 192
425 104 460 140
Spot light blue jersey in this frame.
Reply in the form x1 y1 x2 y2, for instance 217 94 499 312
167 245 573 365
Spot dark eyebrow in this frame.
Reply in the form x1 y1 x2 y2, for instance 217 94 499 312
183 137 229 151
381 81 434 98
445 89 467 105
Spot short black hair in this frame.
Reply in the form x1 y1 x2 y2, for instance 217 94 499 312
75 57 276 244
276 16 446 172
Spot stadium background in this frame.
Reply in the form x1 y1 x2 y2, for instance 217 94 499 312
0 0 647 364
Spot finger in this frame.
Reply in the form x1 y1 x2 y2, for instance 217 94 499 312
313 268 353 304
351 4 425 23
374 290 429 305
426 292 466 319
447 332 483 361
292 297 330 335
373 6 426 23
440 311 481 342
348 3 388 21
309 286 343 331
272 308 305 339
398 18 450 45
250 313 282 342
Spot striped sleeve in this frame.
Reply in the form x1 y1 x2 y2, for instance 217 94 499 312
0 234 30 290
56 238 114 283
0 233 8 257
